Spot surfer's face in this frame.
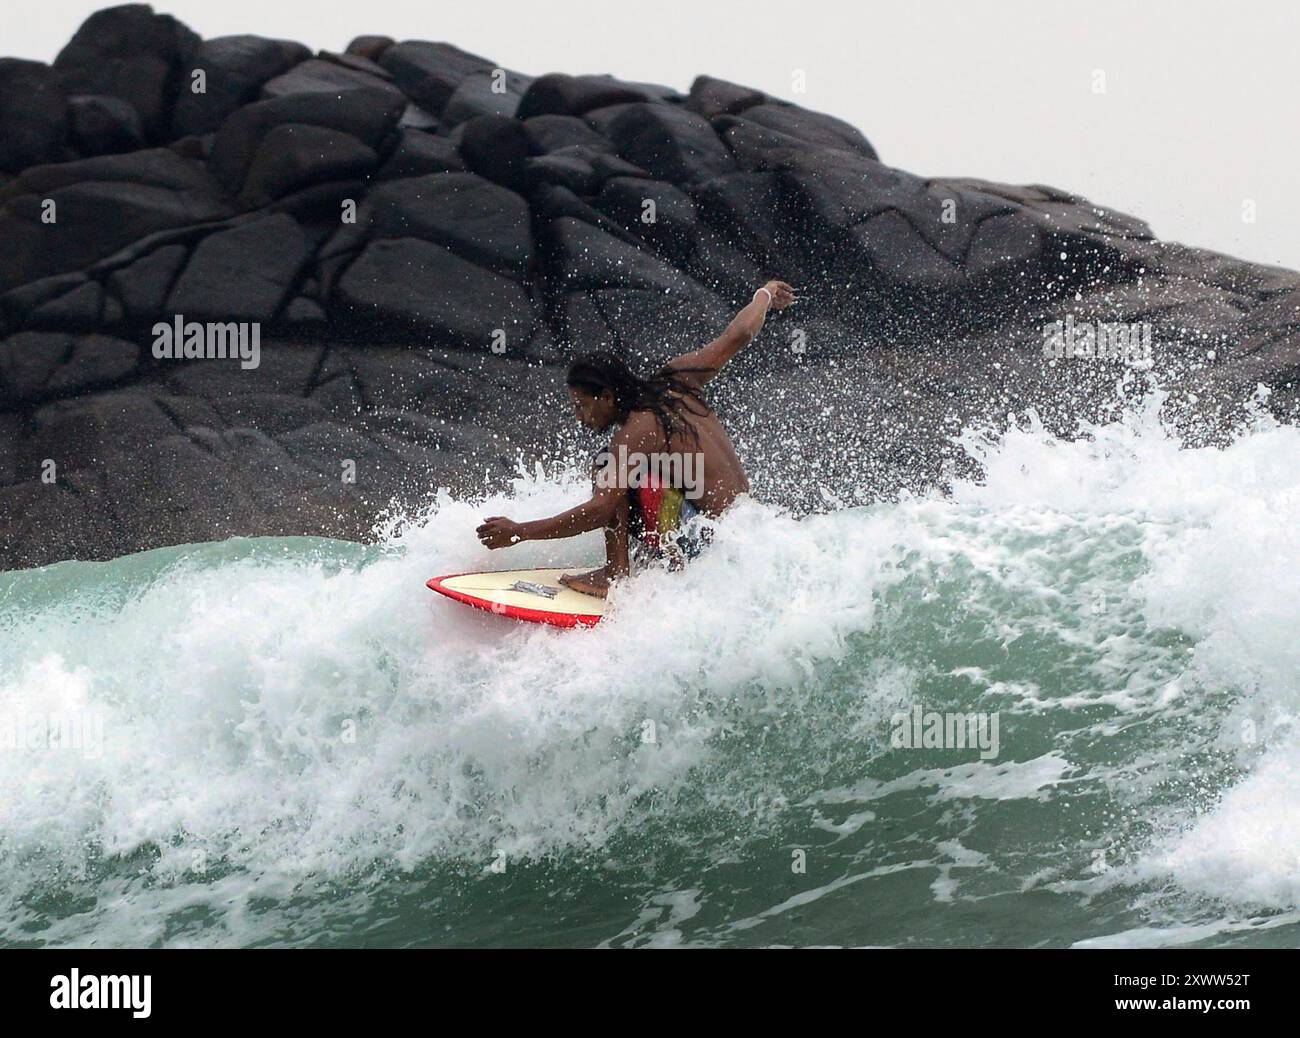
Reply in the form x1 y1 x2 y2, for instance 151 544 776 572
569 387 617 431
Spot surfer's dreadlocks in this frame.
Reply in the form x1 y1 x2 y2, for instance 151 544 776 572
566 352 710 445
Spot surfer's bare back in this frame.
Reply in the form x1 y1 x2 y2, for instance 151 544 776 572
476 281 797 596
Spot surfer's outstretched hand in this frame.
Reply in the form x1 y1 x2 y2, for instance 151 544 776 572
762 280 796 310
477 516 524 549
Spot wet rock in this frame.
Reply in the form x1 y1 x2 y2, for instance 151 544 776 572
517 73 665 119
52 3 201 141
336 236 536 345
587 103 735 185
260 57 405 103
0 331 139 404
68 94 147 156
172 34 311 136
0 149 234 290
378 40 495 114
366 172 533 275
375 129 466 180
239 123 378 208
165 213 311 321
0 59 69 171
208 88 403 196
107 243 189 320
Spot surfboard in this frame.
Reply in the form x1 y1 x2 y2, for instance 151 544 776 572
426 568 606 628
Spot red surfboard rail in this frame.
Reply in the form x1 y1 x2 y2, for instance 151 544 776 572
426 572 603 628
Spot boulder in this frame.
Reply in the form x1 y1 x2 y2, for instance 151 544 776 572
562 291 617 352
691 171 790 257
46 334 141 396
441 69 534 126
165 213 311 320
684 75 765 119
367 172 533 275
586 103 736 185
68 94 147 156
527 184 645 248
336 236 537 345
345 36 395 62
714 113 843 171
27 280 105 328
0 332 70 401
523 114 615 154
963 213 1045 278
378 40 495 114
457 113 536 193
587 286 730 364
106 243 189 321
52 3 201 140
517 73 664 119
260 57 405 103
318 51 393 80
172 34 311 137
596 177 698 259
526 151 600 195
1 273 92 325
546 216 707 296
239 122 378 208
0 331 139 404
207 88 404 196
0 149 234 291
374 129 466 180
851 210 965 291
738 102 878 159
0 59 68 172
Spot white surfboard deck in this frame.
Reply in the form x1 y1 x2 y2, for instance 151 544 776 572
427 568 606 627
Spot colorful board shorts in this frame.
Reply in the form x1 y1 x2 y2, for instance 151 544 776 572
633 479 711 567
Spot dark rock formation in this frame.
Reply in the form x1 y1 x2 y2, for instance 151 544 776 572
172 35 312 137
1 2 1298 569
51 4 201 141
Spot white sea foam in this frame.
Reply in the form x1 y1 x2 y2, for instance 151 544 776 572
1 387 1297 945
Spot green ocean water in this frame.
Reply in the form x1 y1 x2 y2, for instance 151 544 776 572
2 402 1299 948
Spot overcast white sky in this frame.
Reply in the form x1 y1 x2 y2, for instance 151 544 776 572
7 0 1299 273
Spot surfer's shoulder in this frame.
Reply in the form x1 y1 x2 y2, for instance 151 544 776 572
617 409 660 444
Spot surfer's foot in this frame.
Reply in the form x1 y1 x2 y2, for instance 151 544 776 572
560 568 610 598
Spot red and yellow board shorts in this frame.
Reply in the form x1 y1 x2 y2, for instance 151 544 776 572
633 478 708 565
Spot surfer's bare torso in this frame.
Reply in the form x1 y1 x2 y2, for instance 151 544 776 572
616 378 749 516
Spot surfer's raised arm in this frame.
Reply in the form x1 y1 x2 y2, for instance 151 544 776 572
666 280 796 388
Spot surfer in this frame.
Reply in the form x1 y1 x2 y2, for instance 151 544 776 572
476 281 796 596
